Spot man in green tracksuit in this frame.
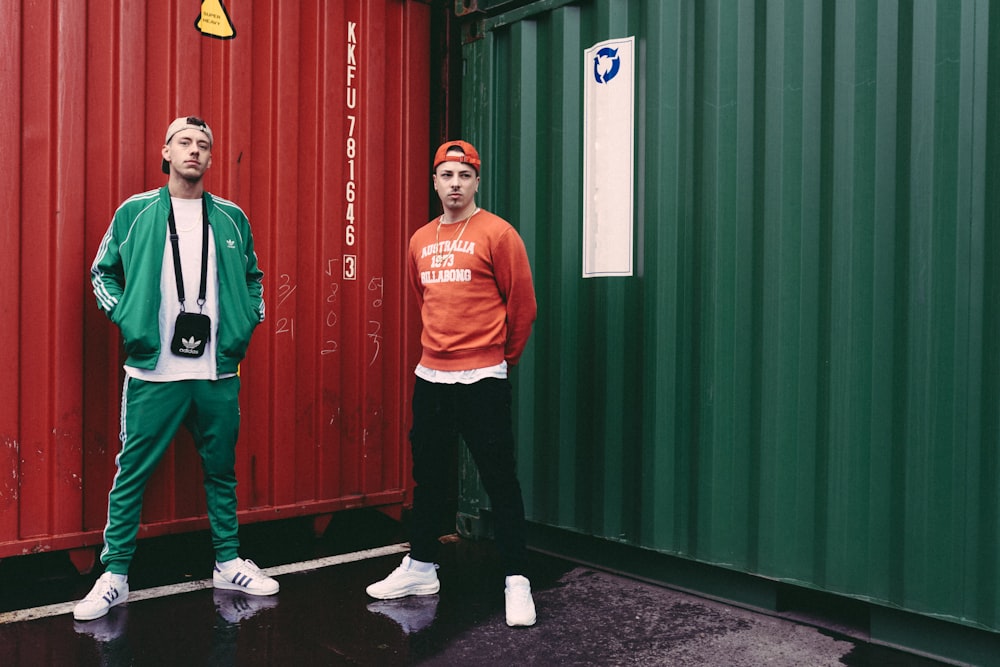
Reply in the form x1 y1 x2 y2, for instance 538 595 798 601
76 116 278 622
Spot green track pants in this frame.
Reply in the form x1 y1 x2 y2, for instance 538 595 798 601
101 376 242 574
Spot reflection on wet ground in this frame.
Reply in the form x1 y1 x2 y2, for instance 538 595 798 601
0 510 952 666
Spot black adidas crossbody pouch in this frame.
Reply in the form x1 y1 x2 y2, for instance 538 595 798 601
168 196 211 358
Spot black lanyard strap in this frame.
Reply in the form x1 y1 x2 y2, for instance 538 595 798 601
166 195 209 312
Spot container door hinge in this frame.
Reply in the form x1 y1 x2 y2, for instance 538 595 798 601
455 0 480 17
462 19 486 44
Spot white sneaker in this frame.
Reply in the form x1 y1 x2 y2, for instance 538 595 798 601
213 558 279 596
504 575 536 627
73 572 129 621
366 555 440 600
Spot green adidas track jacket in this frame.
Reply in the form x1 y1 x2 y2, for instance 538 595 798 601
91 186 265 374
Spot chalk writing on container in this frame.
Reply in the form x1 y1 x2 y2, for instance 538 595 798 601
322 260 340 355
276 273 296 338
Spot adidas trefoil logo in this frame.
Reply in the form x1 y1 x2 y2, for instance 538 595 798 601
226 239 236 249
181 336 202 353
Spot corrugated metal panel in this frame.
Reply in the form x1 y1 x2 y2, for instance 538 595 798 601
1 0 429 561
459 0 1000 633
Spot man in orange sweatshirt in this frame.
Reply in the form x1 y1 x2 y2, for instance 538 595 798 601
366 140 538 627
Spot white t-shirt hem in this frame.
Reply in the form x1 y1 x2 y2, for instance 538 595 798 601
414 361 507 384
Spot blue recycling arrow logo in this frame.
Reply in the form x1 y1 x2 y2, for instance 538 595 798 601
593 47 621 84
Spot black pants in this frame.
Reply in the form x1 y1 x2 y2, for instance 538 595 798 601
408 376 528 576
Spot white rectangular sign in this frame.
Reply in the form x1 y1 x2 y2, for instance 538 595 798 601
583 36 635 278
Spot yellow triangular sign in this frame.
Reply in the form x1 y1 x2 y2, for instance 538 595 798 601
196 0 236 40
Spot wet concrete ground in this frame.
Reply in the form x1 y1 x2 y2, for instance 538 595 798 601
0 510 954 666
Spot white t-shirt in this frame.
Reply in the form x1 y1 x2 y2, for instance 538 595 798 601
414 361 507 384
125 197 230 382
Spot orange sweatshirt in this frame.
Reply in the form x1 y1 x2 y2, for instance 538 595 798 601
408 209 537 371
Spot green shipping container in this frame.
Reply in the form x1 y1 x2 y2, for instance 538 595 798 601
453 0 1000 662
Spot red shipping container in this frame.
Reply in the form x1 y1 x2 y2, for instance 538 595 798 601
0 0 430 571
